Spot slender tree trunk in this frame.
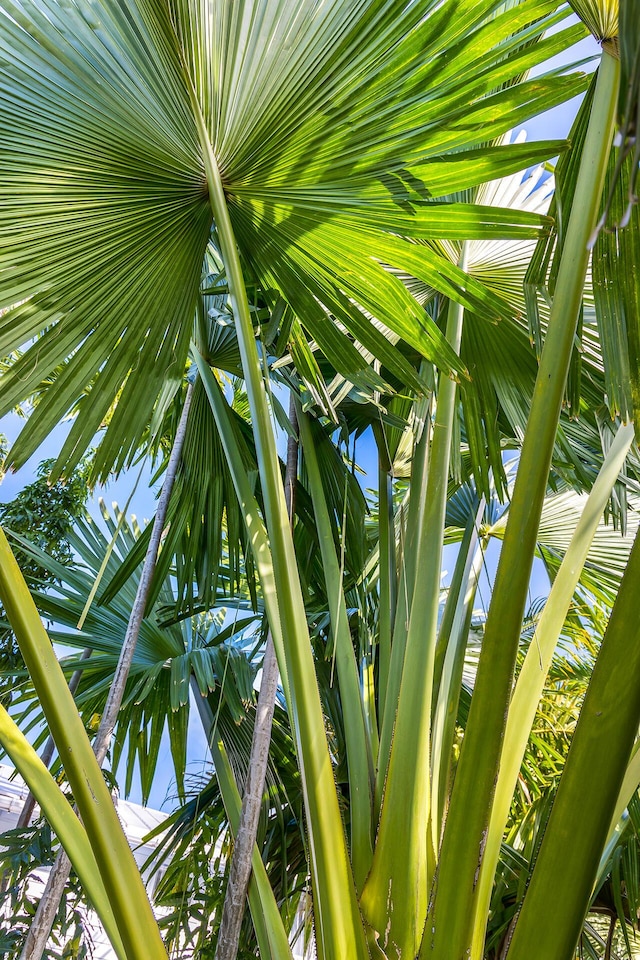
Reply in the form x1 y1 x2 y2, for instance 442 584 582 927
604 914 616 960
214 637 280 960
20 383 193 960
214 394 297 960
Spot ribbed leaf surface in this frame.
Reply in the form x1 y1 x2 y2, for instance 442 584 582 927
0 0 587 478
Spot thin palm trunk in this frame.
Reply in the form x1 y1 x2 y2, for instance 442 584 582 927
214 396 297 960
20 383 193 960
214 635 280 960
192 681 294 960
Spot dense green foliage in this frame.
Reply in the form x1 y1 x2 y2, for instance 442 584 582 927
0 1 639 959
0 458 91 706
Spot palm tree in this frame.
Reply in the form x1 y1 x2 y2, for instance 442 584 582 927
1 1 640 959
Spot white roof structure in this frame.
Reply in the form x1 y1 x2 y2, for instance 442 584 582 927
0 763 168 958
0 763 314 959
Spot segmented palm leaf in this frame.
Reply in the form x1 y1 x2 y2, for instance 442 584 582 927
0 0 588 479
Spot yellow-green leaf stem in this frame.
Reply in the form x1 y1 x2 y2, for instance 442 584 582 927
189 97 367 958
431 500 484 710
361 247 467 960
430 501 485 851
0 529 167 960
376 393 432 811
595 741 640 891
376 458 395 726
0 704 126 960
425 50 620 960
506 523 640 960
192 351 291 708
298 407 374 890
470 420 634 960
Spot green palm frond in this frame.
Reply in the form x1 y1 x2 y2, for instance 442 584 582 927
99 374 257 621
0 0 210 477
4 508 262 802
593 150 640 432
486 486 639 603
0 0 588 478
392 132 612 502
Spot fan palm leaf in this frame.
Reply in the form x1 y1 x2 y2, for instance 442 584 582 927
98 373 257 622
0 0 586 480
569 0 618 43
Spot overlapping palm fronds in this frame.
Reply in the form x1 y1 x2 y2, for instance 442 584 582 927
4 506 261 802
2 4 639 960
0 0 586 480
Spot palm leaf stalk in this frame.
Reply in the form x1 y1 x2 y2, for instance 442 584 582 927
431 499 485 850
376 391 432 810
297 405 374 891
470 421 635 960
426 49 620 960
20 381 193 960
605 740 640 858
595 741 640 891
188 86 368 956
215 394 296 960
361 246 468 959
370 393 418 730
0 530 167 960
12 648 92 832
16 653 92 959
376 447 395 725
0 702 126 960
431 498 484 709
505 519 640 960
370 389 424 742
